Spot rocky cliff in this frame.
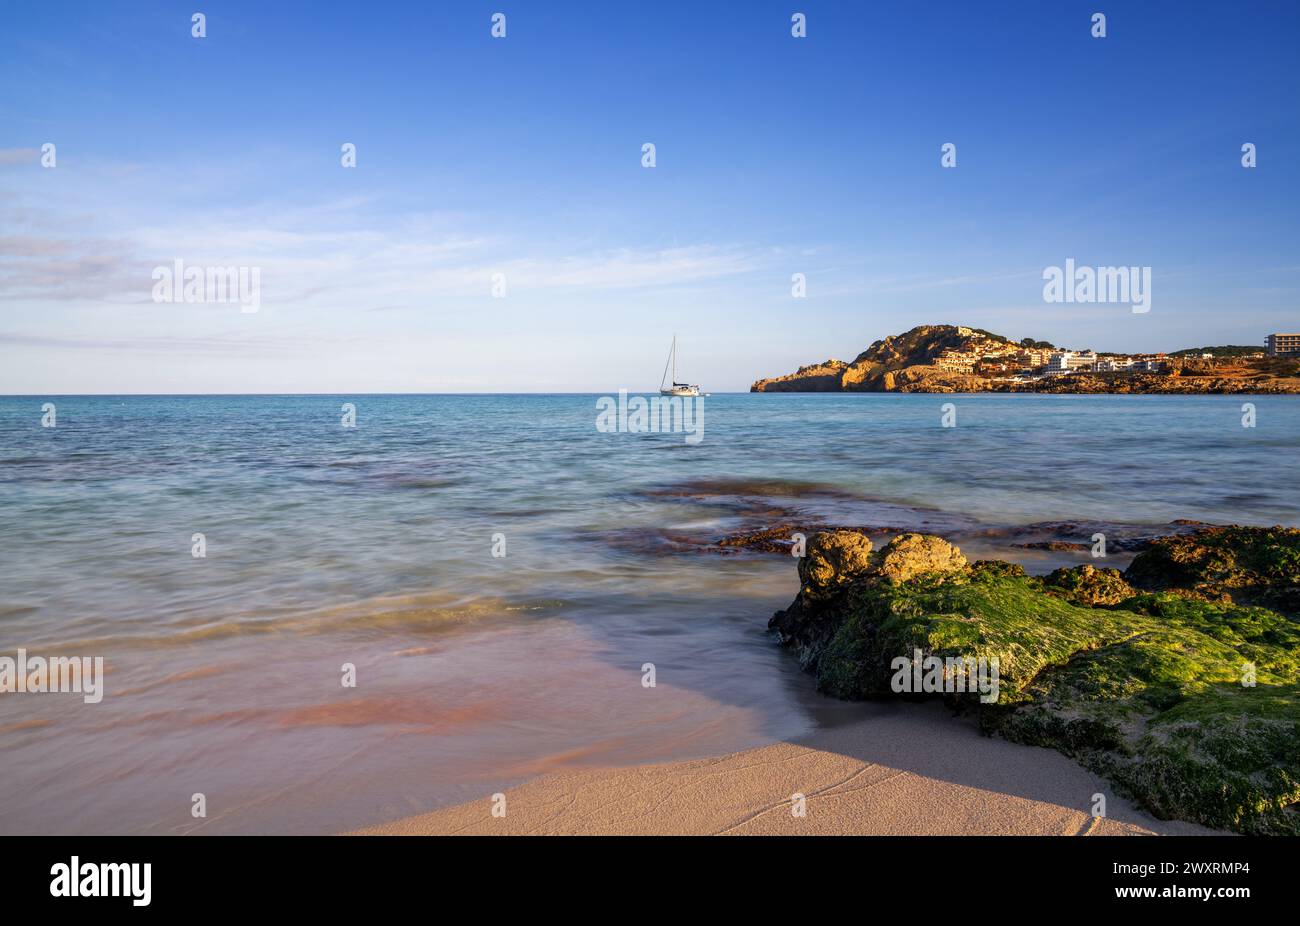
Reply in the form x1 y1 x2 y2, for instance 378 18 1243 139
752 324 1006 393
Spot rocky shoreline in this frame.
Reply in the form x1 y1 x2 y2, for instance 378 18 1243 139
768 525 1300 834
598 478 1210 563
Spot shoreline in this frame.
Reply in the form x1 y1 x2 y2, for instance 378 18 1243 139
4 394 1295 835
348 701 1220 836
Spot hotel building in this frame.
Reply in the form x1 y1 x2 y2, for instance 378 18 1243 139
1266 333 1300 356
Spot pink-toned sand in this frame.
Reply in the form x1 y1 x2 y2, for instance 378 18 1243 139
350 702 1219 836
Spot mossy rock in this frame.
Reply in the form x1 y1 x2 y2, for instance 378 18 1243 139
815 570 1148 702
771 528 1300 834
1124 525 1300 616
970 560 1027 580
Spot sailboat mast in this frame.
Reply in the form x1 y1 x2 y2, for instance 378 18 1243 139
672 334 677 384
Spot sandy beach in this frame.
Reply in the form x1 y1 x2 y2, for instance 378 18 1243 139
351 701 1219 836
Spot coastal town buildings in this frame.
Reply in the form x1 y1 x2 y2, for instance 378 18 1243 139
977 359 1017 374
925 340 1179 382
920 335 1185 382
934 351 976 373
1017 347 1053 369
1094 358 1134 372
985 346 1174 379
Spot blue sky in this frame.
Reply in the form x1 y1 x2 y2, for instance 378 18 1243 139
1 0 1298 392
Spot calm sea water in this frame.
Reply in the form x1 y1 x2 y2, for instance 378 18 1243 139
2 393 1297 833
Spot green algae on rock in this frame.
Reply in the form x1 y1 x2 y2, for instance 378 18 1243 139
1123 524 1300 617
769 529 1300 834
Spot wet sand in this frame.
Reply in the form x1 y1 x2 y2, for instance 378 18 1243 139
350 701 1220 836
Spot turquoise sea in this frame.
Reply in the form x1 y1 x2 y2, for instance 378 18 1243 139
2 393 1298 833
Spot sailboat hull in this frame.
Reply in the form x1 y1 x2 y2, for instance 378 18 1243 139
659 336 702 397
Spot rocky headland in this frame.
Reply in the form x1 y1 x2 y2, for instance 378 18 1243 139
769 525 1300 834
750 324 1300 394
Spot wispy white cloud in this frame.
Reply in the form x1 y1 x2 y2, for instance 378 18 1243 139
0 182 764 309
0 330 296 354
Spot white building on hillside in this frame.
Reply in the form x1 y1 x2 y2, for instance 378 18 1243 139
1047 351 1098 374
1094 357 1135 372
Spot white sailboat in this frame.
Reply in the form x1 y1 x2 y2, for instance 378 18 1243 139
660 335 702 397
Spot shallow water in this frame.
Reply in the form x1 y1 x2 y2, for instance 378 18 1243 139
1 393 1297 833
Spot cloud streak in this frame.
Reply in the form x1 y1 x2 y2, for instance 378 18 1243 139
0 190 764 308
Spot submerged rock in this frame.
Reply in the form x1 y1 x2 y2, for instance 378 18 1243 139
769 528 1300 834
